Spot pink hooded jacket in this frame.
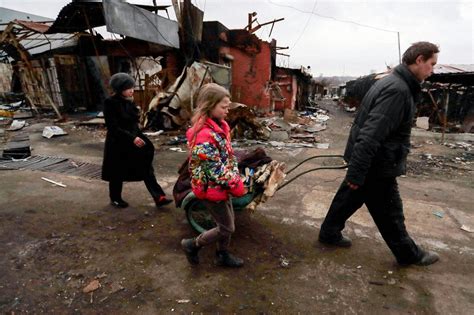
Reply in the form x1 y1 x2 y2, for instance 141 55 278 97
186 117 245 201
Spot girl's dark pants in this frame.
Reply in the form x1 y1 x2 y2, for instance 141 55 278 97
195 198 234 251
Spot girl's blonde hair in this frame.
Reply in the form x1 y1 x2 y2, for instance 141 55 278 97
189 83 230 148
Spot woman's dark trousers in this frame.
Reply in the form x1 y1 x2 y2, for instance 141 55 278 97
109 167 165 201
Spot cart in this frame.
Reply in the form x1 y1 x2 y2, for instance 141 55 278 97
180 154 347 233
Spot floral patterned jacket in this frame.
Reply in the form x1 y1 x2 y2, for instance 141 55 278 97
186 117 245 201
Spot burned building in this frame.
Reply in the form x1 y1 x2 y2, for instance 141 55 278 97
343 65 474 133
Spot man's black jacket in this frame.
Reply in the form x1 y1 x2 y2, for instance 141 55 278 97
344 64 421 186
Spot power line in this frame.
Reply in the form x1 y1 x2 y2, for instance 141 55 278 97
290 0 318 51
267 0 398 33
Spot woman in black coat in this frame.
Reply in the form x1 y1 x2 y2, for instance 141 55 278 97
102 73 172 208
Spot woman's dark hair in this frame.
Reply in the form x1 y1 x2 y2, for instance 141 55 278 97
402 42 439 65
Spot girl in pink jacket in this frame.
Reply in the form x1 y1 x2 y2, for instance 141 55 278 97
181 83 246 267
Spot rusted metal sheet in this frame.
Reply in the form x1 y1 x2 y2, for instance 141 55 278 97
14 19 51 33
103 0 179 48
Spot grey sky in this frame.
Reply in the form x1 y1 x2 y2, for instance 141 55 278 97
0 0 472 76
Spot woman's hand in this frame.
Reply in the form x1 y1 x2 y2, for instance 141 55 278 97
133 137 145 148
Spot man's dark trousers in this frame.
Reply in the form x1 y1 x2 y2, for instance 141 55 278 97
319 175 422 265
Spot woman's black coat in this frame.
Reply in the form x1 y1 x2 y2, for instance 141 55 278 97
101 94 154 182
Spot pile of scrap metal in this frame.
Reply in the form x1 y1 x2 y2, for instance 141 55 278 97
143 61 213 130
418 82 474 133
0 92 29 119
226 102 270 140
243 108 330 149
143 60 271 141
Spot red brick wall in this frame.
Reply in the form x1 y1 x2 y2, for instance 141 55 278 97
275 68 297 111
228 41 272 112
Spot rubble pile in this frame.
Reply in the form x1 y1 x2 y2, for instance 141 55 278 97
236 107 332 149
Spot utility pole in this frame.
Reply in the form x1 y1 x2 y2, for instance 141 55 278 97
397 32 401 64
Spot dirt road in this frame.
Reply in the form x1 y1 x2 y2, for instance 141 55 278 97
1 101 473 314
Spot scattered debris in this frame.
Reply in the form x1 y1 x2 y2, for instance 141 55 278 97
460 225 474 233
83 279 101 293
41 177 67 188
416 116 430 130
144 130 164 137
279 256 290 268
167 135 187 145
79 118 105 125
2 133 31 159
316 143 330 149
227 103 270 140
108 282 125 294
269 130 289 141
95 272 107 279
13 110 34 119
432 211 444 218
444 142 472 151
7 120 26 131
42 126 68 139
169 147 186 153
177 299 191 304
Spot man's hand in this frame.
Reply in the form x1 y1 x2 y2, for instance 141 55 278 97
346 181 359 190
133 137 145 148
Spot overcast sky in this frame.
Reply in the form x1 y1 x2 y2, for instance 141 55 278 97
0 0 472 76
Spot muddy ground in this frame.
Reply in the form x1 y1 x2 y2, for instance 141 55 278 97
1 101 473 314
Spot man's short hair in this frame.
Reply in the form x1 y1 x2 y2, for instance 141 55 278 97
402 41 439 65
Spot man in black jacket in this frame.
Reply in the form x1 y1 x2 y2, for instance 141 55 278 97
319 42 440 266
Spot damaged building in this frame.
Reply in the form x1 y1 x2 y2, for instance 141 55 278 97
0 0 182 119
1 1 318 133
343 64 474 133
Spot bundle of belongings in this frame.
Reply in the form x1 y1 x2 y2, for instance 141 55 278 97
173 148 286 211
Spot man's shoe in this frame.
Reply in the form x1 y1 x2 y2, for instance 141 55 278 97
399 250 439 267
318 235 352 247
155 196 173 207
214 250 244 268
181 238 200 265
414 250 439 266
111 199 129 208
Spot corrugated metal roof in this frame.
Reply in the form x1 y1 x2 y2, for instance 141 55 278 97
15 19 51 33
0 7 53 30
434 64 474 74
